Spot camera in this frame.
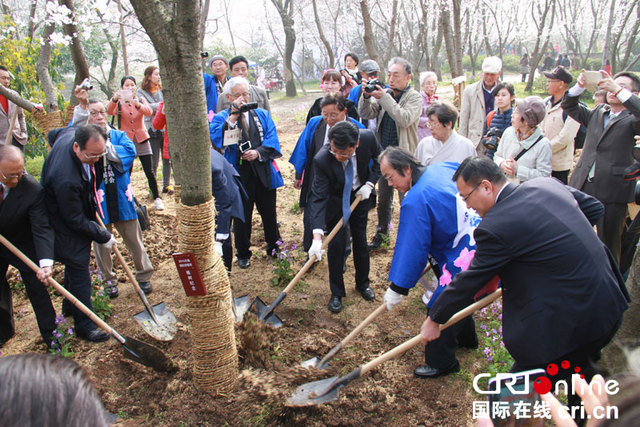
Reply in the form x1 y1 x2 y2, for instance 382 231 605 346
79 77 93 91
230 102 258 115
483 127 503 151
200 51 209 59
239 140 252 153
364 79 381 93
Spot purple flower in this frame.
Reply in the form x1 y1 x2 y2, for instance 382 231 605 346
480 324 487 330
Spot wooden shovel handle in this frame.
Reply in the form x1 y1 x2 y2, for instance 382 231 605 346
0 233 126 344
281 195 362 295
359 289 502 376
4 107 18 146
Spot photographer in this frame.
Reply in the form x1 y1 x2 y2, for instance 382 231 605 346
358 56 422 250
493 96 552 184
209 77 283 269
482 83 515 159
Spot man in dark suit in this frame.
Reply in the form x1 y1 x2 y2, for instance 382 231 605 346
0 145 56 349
42 125 117 343
421 157 629 412
306 121 381 312
211 148 245 271
564 71 640 264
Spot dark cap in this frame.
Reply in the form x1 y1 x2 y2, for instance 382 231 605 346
543 66 573 84
515 96 546 128
360 60 380 74
208 55 228 68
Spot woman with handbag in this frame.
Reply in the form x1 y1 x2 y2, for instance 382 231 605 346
107 75 164 210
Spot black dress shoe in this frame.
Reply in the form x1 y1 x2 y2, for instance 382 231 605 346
104 284 119 299
358 287 376 301
77 329 110 343
138 281 152 294
328 296 342 313
238 258 251 269
367 232 388 251
413 362 460 379
62 299 72 317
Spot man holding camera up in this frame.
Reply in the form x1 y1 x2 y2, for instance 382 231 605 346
358 57 422 250
210 77 283 269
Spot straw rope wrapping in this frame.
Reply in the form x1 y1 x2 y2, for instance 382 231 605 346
178 197 238 395
32 109 64 136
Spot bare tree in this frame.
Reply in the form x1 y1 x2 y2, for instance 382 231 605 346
58 0 90 103
199 0 211 50
602 0 616 68
35 0 58 112
116 0 130 76
311 0 334 68
270 0 297 96
609 0 640 73
360 0 383 73
524 0 557 92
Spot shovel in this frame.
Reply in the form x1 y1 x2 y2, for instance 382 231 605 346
251 195 363 328
287 288 503 406
231 291 251 323
96 216 177 341
0 234 175 372
301 263 433 369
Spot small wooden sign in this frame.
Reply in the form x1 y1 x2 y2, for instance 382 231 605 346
173 252 207 296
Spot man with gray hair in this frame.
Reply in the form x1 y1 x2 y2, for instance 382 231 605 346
210 77 283 269
459 56 502 153
358 57 422 250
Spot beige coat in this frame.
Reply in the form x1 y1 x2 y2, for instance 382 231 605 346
0 100 27 146
358 87 422 153
539 97 580 172
459 80 489 153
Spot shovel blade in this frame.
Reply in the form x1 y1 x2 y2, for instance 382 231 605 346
233 294 251 323
133 302 178 341
286 376 342 407
121 335 176 372
250 297 284 328
300 357 330 370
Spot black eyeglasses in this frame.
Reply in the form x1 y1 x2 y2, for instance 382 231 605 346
461 183 481 201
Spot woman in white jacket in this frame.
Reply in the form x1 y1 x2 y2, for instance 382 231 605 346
494 96 552 184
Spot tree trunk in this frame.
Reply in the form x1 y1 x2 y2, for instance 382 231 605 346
360 0 384 78
199 0 211 50
525 0 556 92
129 0 237 396
441 2 458 79
602 0 615 69
382 0 398 66
271 0 297 97
58 0 90 105
117 0 130 76
27 0 38 41
35 1 58 113
312 0 334 68
451 0 463 76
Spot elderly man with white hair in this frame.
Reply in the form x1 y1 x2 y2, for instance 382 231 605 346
459 56 502 154
209 76 283 269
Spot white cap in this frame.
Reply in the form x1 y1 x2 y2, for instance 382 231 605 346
482 56 502 74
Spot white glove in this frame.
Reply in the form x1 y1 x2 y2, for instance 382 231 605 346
215 241 223 257
308 239 324 262
103 234 118 250
355 182 374 200
384 287 404 311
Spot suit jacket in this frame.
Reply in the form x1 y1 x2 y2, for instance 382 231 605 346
429 178 629 366
307 129 381 230
217 84 271 113
211 148 245 235
0 174 54 261
42 127 111 260
0 98 28 145
565 92 640 203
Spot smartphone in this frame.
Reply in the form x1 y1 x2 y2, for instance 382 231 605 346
488 369 546 426
239 140 252 153
583 70 602 91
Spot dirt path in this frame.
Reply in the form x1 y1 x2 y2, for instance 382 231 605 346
3 89 478 426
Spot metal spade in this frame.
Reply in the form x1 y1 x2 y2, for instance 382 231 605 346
251 196 363 327
0 234 175 373
287 289 503 406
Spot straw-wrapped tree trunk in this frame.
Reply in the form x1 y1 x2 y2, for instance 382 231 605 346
128 0 238 395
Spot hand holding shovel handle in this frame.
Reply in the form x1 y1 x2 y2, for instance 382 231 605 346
258 195 363 321
0 233 126 344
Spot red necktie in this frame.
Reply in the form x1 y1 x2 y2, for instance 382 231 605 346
91 164 104 218
0 185 4 204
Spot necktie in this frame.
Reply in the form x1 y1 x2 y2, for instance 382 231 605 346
91 164 105 219
342 158 354 225
0 185 4 204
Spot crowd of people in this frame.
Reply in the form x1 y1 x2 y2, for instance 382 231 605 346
0 48 639 424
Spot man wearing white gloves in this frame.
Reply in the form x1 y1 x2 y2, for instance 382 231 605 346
379 147 482 378
305 121 381 313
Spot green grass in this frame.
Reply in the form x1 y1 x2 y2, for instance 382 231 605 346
25 155 46 180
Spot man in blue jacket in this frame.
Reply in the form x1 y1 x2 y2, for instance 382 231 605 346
210 76 283 269
73 97 155 298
